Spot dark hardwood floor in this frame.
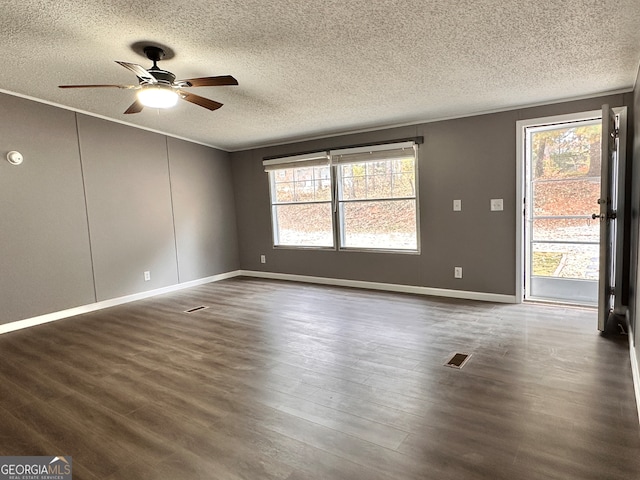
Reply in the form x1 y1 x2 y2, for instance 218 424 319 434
0 277 638 479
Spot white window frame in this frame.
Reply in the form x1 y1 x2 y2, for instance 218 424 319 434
264 152 335 249
331 141 420 253
263 141 420 253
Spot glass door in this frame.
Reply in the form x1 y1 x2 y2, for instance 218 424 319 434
525 116 602 305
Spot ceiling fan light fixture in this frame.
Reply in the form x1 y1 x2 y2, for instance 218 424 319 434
58 46 237 114
137 85 179 108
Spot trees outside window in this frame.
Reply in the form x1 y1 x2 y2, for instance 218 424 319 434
265 142 418 252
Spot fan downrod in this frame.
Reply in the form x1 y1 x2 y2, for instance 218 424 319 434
143 46 165 68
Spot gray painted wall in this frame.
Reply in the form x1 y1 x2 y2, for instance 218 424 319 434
0 92 239 325
232 94 630 297
167 137 239 282
77 115 179 301
0 95 95 321
0 87 634 325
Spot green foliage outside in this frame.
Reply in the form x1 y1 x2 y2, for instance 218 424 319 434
532 252 564 277
532 124 601 180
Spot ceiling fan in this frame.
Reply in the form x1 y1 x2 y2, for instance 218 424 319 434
59 46 238 114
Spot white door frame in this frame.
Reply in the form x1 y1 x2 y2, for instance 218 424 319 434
515 108 623 304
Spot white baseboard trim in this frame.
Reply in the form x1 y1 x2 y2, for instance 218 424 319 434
0 270 516 336
239 270 518 304
0 270 242 336
629 326 640 425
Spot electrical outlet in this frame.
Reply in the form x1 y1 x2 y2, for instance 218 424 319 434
454 267 463 279
453 199 462 211
260 255 266 264
144 271 151 281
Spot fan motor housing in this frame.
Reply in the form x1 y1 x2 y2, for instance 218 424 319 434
148 68 176 85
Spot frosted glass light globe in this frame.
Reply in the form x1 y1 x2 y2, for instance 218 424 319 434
137 85 179 108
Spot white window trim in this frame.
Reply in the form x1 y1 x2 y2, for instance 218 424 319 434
266 153 335 249
265 142 420 253
334 143 420 253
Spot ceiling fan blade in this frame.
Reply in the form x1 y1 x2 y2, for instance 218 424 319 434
59 84 137 89
123 100 144 114
115 61 157 83
179 75 238 87
179 91 223 111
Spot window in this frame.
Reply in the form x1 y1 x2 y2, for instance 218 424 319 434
264 141 419 252
333 143 418 251
265 153 334 248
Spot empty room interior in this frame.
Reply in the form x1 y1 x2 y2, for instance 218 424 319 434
2 1 640 479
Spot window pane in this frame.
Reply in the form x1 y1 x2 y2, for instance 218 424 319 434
530 123 601 182
269 147 418 252
313 166 332 201
273 169 294 182
274 203 333 247
340 160 415 201
531 242 598 280
392 172 416 197
341 174 366 200
273 166 331 203
274 181 295 202
532 178 599 216
340 200 417 250
532 218 599 242
292 180 315 202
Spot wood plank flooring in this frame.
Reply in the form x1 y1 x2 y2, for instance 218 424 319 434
0 277 638 479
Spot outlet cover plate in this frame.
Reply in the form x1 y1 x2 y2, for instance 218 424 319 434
490 198 504 211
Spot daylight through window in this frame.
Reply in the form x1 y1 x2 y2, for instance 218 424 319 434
265 153 334 248
264 141 419 252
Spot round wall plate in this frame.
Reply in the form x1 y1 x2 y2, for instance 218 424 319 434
7 151 23 165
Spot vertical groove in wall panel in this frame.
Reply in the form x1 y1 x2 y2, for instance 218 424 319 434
0 93 95 324
166 136 181 284
74 112 98 302
76 114 179 301
167 137 240 283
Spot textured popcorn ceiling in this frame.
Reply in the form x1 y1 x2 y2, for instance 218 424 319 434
1 1 639 151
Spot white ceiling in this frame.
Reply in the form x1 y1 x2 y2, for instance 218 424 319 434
1 1 639 151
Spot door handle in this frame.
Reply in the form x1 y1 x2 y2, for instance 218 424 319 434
592 211 617 220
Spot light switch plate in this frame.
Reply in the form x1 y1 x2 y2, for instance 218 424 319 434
453 199 462 211
490 198 503 211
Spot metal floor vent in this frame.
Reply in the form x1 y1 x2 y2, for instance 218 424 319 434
445 353 471 369
184 306 209 313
